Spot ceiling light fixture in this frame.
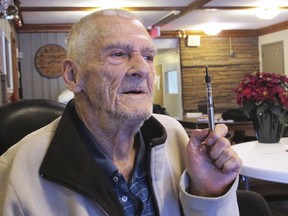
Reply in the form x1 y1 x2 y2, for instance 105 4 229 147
256 6 280 19
0 0 18 20
202 24 222 36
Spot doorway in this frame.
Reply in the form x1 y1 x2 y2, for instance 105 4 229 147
154 48 182 119
261 41 284 74
153 64 163 105
164 69 182 119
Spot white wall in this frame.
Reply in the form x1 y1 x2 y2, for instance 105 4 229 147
259 29 288 75
0 19 15 41
155 48 183 119
153 38 183 118
153 38 178 50
0 19 17 99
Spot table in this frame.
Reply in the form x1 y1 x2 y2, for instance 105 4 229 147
232 138 288 184
178 117 253 130
178 117 255 142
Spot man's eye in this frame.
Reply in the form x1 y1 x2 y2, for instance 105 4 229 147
144 54 154 62
110 51 127 57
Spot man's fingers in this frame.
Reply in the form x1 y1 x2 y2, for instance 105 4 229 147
210 137 230 160
214 147 242 173
214 147 234 168
204 124 228 146
189 128 210 148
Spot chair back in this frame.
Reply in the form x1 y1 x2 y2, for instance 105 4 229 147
153 104 169 115
0 99 65 155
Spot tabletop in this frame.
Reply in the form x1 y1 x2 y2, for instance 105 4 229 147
232 137 288 183
178 117 253 130
177 116 255 143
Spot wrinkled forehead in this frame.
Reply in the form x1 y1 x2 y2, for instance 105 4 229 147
95 16 150 37
91 16 155 50
67 14 155 61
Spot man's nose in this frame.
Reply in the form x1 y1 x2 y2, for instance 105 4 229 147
127 53 151 78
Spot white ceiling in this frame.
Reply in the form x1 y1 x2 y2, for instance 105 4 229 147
18 0 288 31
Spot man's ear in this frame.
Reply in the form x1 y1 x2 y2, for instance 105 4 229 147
63 59 83 93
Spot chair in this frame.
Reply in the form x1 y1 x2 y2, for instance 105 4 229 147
0 99 65 155
222 108 256 144
237 190 272 216
153 104 169 115
197 100 215 114
239 177 288 202
222 108 250 122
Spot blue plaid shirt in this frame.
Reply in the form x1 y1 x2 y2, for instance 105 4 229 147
111 171 155 216
88 131 156 216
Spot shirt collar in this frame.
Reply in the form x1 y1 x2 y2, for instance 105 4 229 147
83 127 148 181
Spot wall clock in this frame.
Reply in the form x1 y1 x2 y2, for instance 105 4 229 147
34 44 67 78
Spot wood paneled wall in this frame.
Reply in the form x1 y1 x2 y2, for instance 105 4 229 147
18 31 260 109
19 33 68 101
180 35 260 113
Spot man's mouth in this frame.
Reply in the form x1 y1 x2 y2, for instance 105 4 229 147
123 90 144 94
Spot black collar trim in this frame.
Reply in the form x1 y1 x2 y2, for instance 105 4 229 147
39 101 167 215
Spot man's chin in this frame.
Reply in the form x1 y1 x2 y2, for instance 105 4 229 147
126 108 152 119
117 105 152 120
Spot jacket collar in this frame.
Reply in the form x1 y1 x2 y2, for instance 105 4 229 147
39 100 167 215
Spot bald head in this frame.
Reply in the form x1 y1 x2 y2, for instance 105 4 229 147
66 9 147 64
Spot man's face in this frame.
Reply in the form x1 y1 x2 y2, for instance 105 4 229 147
77 16 156 120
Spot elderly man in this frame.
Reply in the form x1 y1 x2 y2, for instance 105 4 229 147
0 9 242 216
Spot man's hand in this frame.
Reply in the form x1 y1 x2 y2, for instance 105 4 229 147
186 124 242 197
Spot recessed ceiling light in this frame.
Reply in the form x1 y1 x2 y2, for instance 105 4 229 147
205 8 218 12
202 24 222 36
256 7 280 19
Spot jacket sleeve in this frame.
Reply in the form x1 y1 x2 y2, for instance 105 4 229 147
179 171 239 216
0 159 25 216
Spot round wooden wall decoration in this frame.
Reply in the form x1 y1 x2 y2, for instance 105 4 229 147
34 44 67 78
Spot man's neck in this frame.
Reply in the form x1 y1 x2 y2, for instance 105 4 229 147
75 101 144 181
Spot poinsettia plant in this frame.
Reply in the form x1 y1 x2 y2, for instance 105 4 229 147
234 72 288 125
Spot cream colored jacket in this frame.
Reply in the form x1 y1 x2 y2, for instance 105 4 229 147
0 107 239 216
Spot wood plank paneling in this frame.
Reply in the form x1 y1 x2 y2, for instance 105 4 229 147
19 32 68 101
180 35 260 113
19 31 260 109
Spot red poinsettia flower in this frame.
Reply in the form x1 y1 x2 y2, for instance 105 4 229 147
234 72 288 125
